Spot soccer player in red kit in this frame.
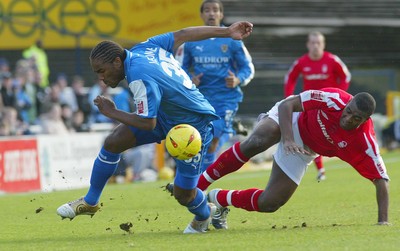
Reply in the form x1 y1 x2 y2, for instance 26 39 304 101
284 31 352 181
199 88 390 227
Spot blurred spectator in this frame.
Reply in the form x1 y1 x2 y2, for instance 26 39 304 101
0 58 10 78
15 64 38 124
39 102 69 134
87 78 112 124
71 75 92 122
113 80 133 113
22 39 50 88
0 121 8 136
39 82 62 114
72 109 90 132
55 73 78 112
31 65 47 120
12 77 32 124
1 72 16 107
60 103 74 132
0 93 3 110
0 107 30 136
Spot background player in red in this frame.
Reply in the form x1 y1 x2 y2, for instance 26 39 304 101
284 31 352 181
199 88 389 226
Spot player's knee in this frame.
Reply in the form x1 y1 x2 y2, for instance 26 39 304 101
103 131 134 153
103 135 120 152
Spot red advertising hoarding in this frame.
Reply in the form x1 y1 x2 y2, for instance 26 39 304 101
0 139 41 193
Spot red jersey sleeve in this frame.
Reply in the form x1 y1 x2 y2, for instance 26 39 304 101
299 88 350 112
330 54 351 91
284 59 302 97
345 123 389 181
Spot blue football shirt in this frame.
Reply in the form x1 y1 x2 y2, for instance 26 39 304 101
124 32 218 129
177 37 254 106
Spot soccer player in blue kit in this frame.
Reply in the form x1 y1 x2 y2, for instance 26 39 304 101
56 21 254 234
176 0 254 171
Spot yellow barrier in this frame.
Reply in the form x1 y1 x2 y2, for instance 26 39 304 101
0 0 203 49
386 91 400 120
154 140 165 171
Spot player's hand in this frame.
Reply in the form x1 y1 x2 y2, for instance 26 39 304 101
228 21 253 40
94 95 116 117
225 70 240 88
283 140 311 155
191 73 203 86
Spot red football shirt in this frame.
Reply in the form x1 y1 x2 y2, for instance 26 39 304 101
298 88 389 181
284 52 351 97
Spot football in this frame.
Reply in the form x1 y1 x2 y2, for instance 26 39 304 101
165 124 202 160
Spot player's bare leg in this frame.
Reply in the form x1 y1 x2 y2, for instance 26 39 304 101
257 161 298 212
197 116 281 190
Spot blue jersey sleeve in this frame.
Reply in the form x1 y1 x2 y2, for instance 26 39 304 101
129 78 162 119
147 32 175 54
231 40 254 86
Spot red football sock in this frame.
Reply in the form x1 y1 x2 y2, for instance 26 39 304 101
197 142 249 191
314 155 324 171
217 188 262 211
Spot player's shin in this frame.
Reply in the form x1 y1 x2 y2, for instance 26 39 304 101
197 142 249 190
84 147 121 205
217 188 263 211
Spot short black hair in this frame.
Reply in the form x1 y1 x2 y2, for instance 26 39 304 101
200 0 224 13
353 92 376 117
90 40 126 64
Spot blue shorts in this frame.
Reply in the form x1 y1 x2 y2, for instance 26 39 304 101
129 119 214 189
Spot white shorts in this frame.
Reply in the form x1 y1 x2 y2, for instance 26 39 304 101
267 101 317 185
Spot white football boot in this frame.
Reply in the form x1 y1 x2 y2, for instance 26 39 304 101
183 203 217 234
57 197 99 220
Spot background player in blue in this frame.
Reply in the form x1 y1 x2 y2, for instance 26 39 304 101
56 21 254 234
176 0 254 172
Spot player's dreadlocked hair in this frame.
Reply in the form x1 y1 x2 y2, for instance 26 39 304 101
353 92 376 117
90 40 126 63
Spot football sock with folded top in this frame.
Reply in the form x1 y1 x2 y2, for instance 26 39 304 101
217 188 262 211
84 147 121 206
314 155 324 171
187 188 210 221
197 142 249 191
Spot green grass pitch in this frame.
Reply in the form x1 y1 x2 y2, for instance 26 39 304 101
1 150 399 250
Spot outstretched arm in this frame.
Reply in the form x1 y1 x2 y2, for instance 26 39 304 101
373 178 389 225
278 95 310 155
173 21 253 52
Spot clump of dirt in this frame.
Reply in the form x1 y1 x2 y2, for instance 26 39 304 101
119 222 133 234
36 207 44 213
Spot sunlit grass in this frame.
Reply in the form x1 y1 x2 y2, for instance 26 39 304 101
1 150 399 250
